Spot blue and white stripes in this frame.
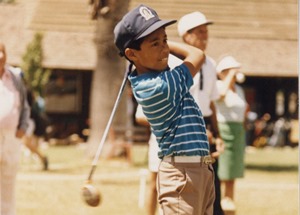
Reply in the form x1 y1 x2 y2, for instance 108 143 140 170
129 64 210 158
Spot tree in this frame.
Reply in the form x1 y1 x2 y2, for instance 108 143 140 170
0 0 15 3
87 0 130 156
21 32 50 97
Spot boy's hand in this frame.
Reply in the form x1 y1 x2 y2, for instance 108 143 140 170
168 41 205 77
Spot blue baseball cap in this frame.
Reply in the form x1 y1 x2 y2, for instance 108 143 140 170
114 4 176 56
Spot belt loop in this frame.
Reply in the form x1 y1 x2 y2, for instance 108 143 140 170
200 156 204 163
171 156 175 164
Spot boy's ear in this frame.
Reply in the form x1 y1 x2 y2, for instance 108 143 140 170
125 48 137 61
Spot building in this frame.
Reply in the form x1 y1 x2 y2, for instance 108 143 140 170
1 0 298 143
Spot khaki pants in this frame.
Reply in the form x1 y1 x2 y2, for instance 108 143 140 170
0 130 21 215
157 161 215 215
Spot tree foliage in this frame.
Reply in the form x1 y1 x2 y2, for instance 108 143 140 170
21 32 50 96
0 0 15 3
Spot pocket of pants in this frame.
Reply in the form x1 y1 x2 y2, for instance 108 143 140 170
208 164 214 173
158 162 187 194
207 164 215 182
177 169 188 194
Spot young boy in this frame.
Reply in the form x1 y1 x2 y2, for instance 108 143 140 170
114 5 215 215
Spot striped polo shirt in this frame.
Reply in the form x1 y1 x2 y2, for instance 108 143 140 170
128 63 210 159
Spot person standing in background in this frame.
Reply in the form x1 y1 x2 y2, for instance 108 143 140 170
177 11 225 215
24 88 49 170
135 104 161 215
0 42 30 215
215 56 249 213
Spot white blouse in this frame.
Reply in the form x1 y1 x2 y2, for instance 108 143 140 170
215 82 247 123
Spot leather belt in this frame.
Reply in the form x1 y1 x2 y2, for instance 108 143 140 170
162 155 215 164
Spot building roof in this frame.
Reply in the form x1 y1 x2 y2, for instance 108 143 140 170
130 0 297 41
130 0 298 77
0 0 97 70
0 0 297 77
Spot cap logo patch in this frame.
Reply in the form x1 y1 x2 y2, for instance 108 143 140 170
139 6 155 20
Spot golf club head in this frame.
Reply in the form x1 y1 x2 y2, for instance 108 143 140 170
82 182 101 207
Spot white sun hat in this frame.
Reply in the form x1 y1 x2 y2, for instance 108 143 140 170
216 56 241 73
177 11 213 37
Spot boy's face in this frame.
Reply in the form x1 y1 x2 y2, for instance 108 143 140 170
126 27 170 74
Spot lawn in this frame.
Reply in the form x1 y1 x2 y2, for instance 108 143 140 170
16 143 298 215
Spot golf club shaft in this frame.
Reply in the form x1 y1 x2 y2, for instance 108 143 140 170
87 65 132 181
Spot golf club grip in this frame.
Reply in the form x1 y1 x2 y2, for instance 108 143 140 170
90 67 131 168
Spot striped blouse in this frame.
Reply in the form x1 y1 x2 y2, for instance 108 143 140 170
128 64 210 158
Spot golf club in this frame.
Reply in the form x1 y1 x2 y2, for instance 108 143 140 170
81 64 133 207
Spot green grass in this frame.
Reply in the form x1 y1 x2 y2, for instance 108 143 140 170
17 144 298 215
236 147 298 215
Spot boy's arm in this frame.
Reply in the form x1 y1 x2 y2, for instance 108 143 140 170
168 41 205 77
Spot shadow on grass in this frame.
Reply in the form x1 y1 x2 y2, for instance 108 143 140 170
246 164 298 172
